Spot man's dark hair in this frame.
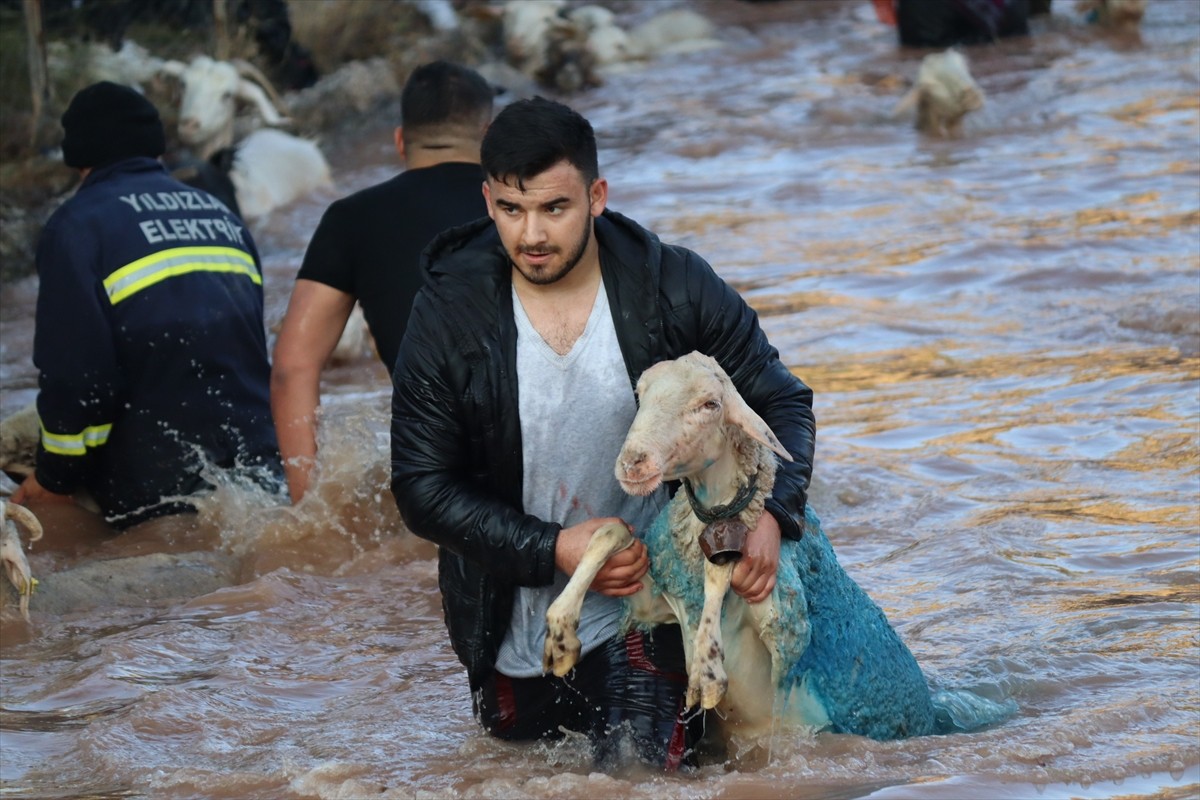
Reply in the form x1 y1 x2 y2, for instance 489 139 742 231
481 97 599 190
401 61 494 133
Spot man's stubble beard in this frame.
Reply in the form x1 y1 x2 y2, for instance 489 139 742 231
513 219 592 286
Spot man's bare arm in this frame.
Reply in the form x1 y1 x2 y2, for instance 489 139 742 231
270 279 356 503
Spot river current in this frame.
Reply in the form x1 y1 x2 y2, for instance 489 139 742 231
0 1 1197 798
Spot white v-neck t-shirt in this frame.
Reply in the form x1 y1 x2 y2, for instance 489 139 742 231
494 278 667 678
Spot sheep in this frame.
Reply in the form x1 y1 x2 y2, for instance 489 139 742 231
545 352 1015 741
0 402 39 481
160 55 288 158
894 48 985 137
498 2 721 92
564 5 636 67
501 0 573 86
158 55 333 221
625 8 721 59
0 499 42 621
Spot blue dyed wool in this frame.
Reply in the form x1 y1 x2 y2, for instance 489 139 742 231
638 503 955 740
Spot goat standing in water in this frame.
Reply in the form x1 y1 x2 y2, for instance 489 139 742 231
545 352 1013 742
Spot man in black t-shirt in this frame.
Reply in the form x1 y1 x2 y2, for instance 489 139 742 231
271 61 494 502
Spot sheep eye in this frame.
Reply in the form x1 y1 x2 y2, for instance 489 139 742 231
700 399 721 413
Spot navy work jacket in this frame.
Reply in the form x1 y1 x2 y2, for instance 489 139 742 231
33 157 280 528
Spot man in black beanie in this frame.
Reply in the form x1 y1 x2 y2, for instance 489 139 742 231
12 81 283 535
59 81 167 170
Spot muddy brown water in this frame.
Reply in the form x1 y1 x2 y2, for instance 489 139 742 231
1 2 1198 798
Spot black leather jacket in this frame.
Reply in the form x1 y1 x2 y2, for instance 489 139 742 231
391 209 816 689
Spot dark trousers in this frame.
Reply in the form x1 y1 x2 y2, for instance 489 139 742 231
475 626 704 772
897 0 1031 47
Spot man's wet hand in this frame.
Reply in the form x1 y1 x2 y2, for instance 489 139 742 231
556 518 647 597
731 512 780 604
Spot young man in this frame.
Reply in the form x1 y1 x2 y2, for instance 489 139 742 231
271 61 494 502
390 98 816 770
13 81 281 529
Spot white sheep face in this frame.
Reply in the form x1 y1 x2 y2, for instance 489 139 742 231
615 352 790 497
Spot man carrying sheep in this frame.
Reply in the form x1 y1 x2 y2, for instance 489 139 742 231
272 61 494 503
390 97 817 770
12 82 282 533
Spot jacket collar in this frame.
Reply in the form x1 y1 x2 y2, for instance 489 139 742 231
420 208 668 385
595 210 665 384
79 156 167 189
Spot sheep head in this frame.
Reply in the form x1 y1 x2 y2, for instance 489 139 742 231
615 352 792 498
159 55 289 159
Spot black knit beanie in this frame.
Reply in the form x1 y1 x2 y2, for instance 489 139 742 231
61 81 166 169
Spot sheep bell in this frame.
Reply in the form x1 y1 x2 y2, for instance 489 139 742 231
698 518 748 565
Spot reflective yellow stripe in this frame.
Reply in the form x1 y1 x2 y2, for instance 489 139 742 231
104 246 260 305
40 422 112 456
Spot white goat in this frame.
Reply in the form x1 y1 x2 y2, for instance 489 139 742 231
895 49 985 137
546 352 1013 741
1 499 42 621
159 55 333 221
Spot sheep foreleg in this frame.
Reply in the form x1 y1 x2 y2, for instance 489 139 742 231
544 522 634 677
688 559 734 709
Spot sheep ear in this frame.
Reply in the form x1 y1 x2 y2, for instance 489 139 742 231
722 380 793 462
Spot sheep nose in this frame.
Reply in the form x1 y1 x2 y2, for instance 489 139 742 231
619 450 650 477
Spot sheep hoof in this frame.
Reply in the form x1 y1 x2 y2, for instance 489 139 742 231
543 616 582 677
701 674 728 710
687 650 728 710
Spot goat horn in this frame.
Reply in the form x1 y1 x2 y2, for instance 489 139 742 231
3 502 43 544
231 58 289 114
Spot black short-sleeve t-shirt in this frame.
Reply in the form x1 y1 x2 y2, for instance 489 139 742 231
297 161 487 371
